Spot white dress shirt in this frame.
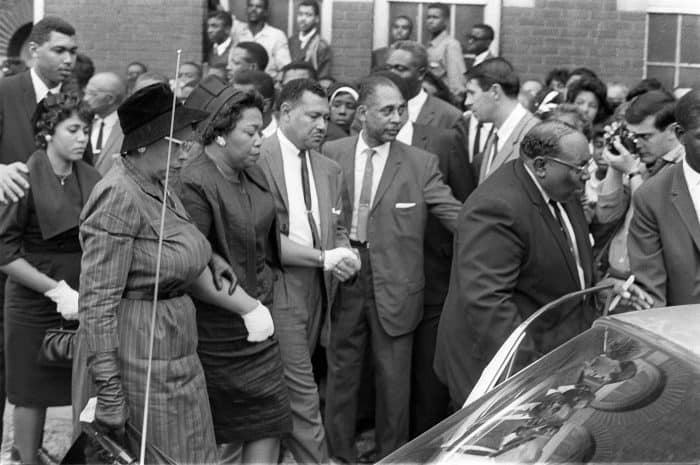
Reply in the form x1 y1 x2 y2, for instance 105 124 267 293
298 28 317 50
467 114 493 162
234 22 291 79
396 119 414 145
213 37 232 56
473 50 491 67
495 103 528 152
683 158 700 222
524 164 586 289
90 111 119 153
277 129 320 247
407 89 429 123
30 68 60 103
262 116 278 139
350 132 391 240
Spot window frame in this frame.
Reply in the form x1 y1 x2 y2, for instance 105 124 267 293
644 4 700 88
373 0 501 55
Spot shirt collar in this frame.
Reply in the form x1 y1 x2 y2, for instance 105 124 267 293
214 37 232 56
408 89 428 122
496 103 529 146
299 28 317 48
356 131 391 161
262 116 278 138
428 29 449 47
524 162 552 205
30 68 60 103
683 157 700 191
473 50 491 66
246 22 272 40
277 127 303 158
663 143 685 164
396 119 414 145
97 110 119 127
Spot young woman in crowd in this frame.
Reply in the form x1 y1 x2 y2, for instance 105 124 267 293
566 76 610 125
178 77 291 463
326 83 359 141
0 92 99 463
77 83 276 463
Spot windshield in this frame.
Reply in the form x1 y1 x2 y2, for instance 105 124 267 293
384 324 700 463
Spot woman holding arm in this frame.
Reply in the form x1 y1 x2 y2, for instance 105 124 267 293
0 93 99 464
77 83 275 463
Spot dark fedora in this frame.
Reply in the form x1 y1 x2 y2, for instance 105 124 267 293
118 82 209 153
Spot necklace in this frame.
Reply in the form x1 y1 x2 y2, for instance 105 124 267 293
56 170 72 186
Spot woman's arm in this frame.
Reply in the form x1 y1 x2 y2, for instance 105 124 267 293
188 266 258 315
0 259 57 293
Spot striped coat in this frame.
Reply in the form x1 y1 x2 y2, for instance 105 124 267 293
77 157 217 463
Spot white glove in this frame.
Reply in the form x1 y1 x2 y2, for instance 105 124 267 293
241 301 274 342
322 247 357 271
44 280 79 320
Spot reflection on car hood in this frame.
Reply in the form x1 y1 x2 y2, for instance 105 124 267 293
604 305 700 358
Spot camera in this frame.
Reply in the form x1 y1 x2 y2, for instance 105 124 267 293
605 122 638 155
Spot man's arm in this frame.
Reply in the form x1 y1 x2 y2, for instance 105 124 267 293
443 39 467 99
628 187 667 306
422 153 462 232
316 41 332 78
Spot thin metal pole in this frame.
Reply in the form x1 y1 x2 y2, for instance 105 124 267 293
139 49 183 465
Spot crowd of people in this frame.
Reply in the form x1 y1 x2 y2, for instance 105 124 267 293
0 0 698 464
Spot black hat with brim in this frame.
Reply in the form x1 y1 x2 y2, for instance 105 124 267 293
119 82 209 154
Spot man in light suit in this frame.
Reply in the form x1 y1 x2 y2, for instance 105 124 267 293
468 57 539 183
323 75 462 462
629 90 700 306
0 16 77 445
258 78 359 464
83 72 126 175
435 121 651 407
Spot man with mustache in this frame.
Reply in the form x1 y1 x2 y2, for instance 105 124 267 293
258 78 359 464
322 74 461 462
0 15 77 445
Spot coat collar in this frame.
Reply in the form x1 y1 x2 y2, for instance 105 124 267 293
671 162 700 252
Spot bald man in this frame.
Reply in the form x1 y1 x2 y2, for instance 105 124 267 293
83 72 126 174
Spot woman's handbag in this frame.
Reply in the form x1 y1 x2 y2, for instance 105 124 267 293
37 326 76 368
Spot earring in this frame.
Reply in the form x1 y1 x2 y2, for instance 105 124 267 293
45 135 52 142
137 147 146 153
215 136 226 147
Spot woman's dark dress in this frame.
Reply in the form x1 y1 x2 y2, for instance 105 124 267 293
0 150 99 407
178 152 291 443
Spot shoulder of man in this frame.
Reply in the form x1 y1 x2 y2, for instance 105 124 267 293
634 160 678 204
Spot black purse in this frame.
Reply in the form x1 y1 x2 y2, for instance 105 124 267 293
37 325 76 368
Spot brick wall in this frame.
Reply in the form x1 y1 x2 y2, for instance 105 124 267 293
45 0 206 78
331 1 374 83
500 0 645 85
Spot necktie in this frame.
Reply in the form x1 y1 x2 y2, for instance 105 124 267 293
549 200 576 257
356 149 376 243
473 120 484 158
485 130 499 174
299 150 321 247
95 120 105 153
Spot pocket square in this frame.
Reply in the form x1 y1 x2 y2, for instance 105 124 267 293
395 202 416 209
332 208 342 214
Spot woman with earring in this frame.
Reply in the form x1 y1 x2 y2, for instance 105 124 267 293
0 92 100 463
78 83 276 463
178 76 291 464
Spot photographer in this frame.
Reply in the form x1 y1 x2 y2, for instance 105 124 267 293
594 90 682 277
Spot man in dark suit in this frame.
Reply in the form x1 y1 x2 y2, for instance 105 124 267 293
288 0 332 79
371 15 413 71
258 78 359 464
465 24 496 69
323 75 462 462
434 120 651 407
206 11 233 69
0 16 77 444
467 57 539 183
629 90 700 306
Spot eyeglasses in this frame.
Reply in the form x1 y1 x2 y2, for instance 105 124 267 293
467 34 489 41
544 156 592 175
163 136 195 151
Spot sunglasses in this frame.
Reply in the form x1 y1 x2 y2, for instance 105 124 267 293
467 34 489 41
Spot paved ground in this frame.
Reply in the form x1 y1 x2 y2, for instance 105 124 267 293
1 402 72 465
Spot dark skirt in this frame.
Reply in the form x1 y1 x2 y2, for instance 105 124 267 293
5 251 79 407
196 302 292 443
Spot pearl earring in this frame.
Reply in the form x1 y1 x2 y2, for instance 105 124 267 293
215 136 226 147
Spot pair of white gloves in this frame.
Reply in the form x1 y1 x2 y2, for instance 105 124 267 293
44 280 79 320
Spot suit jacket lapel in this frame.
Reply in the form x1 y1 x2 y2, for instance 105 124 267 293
101 123 123 157
515 160 581 286
338 136 357 208
478 130 497 182
309 152 331 247
563 202 593 286
411 125 429 151
21 72 37 122
263 134 290 211
491 113 532 172
671 164 700 252
417 97 435 126
371 143 402 211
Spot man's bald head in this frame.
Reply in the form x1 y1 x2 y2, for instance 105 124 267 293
84 71 127 117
